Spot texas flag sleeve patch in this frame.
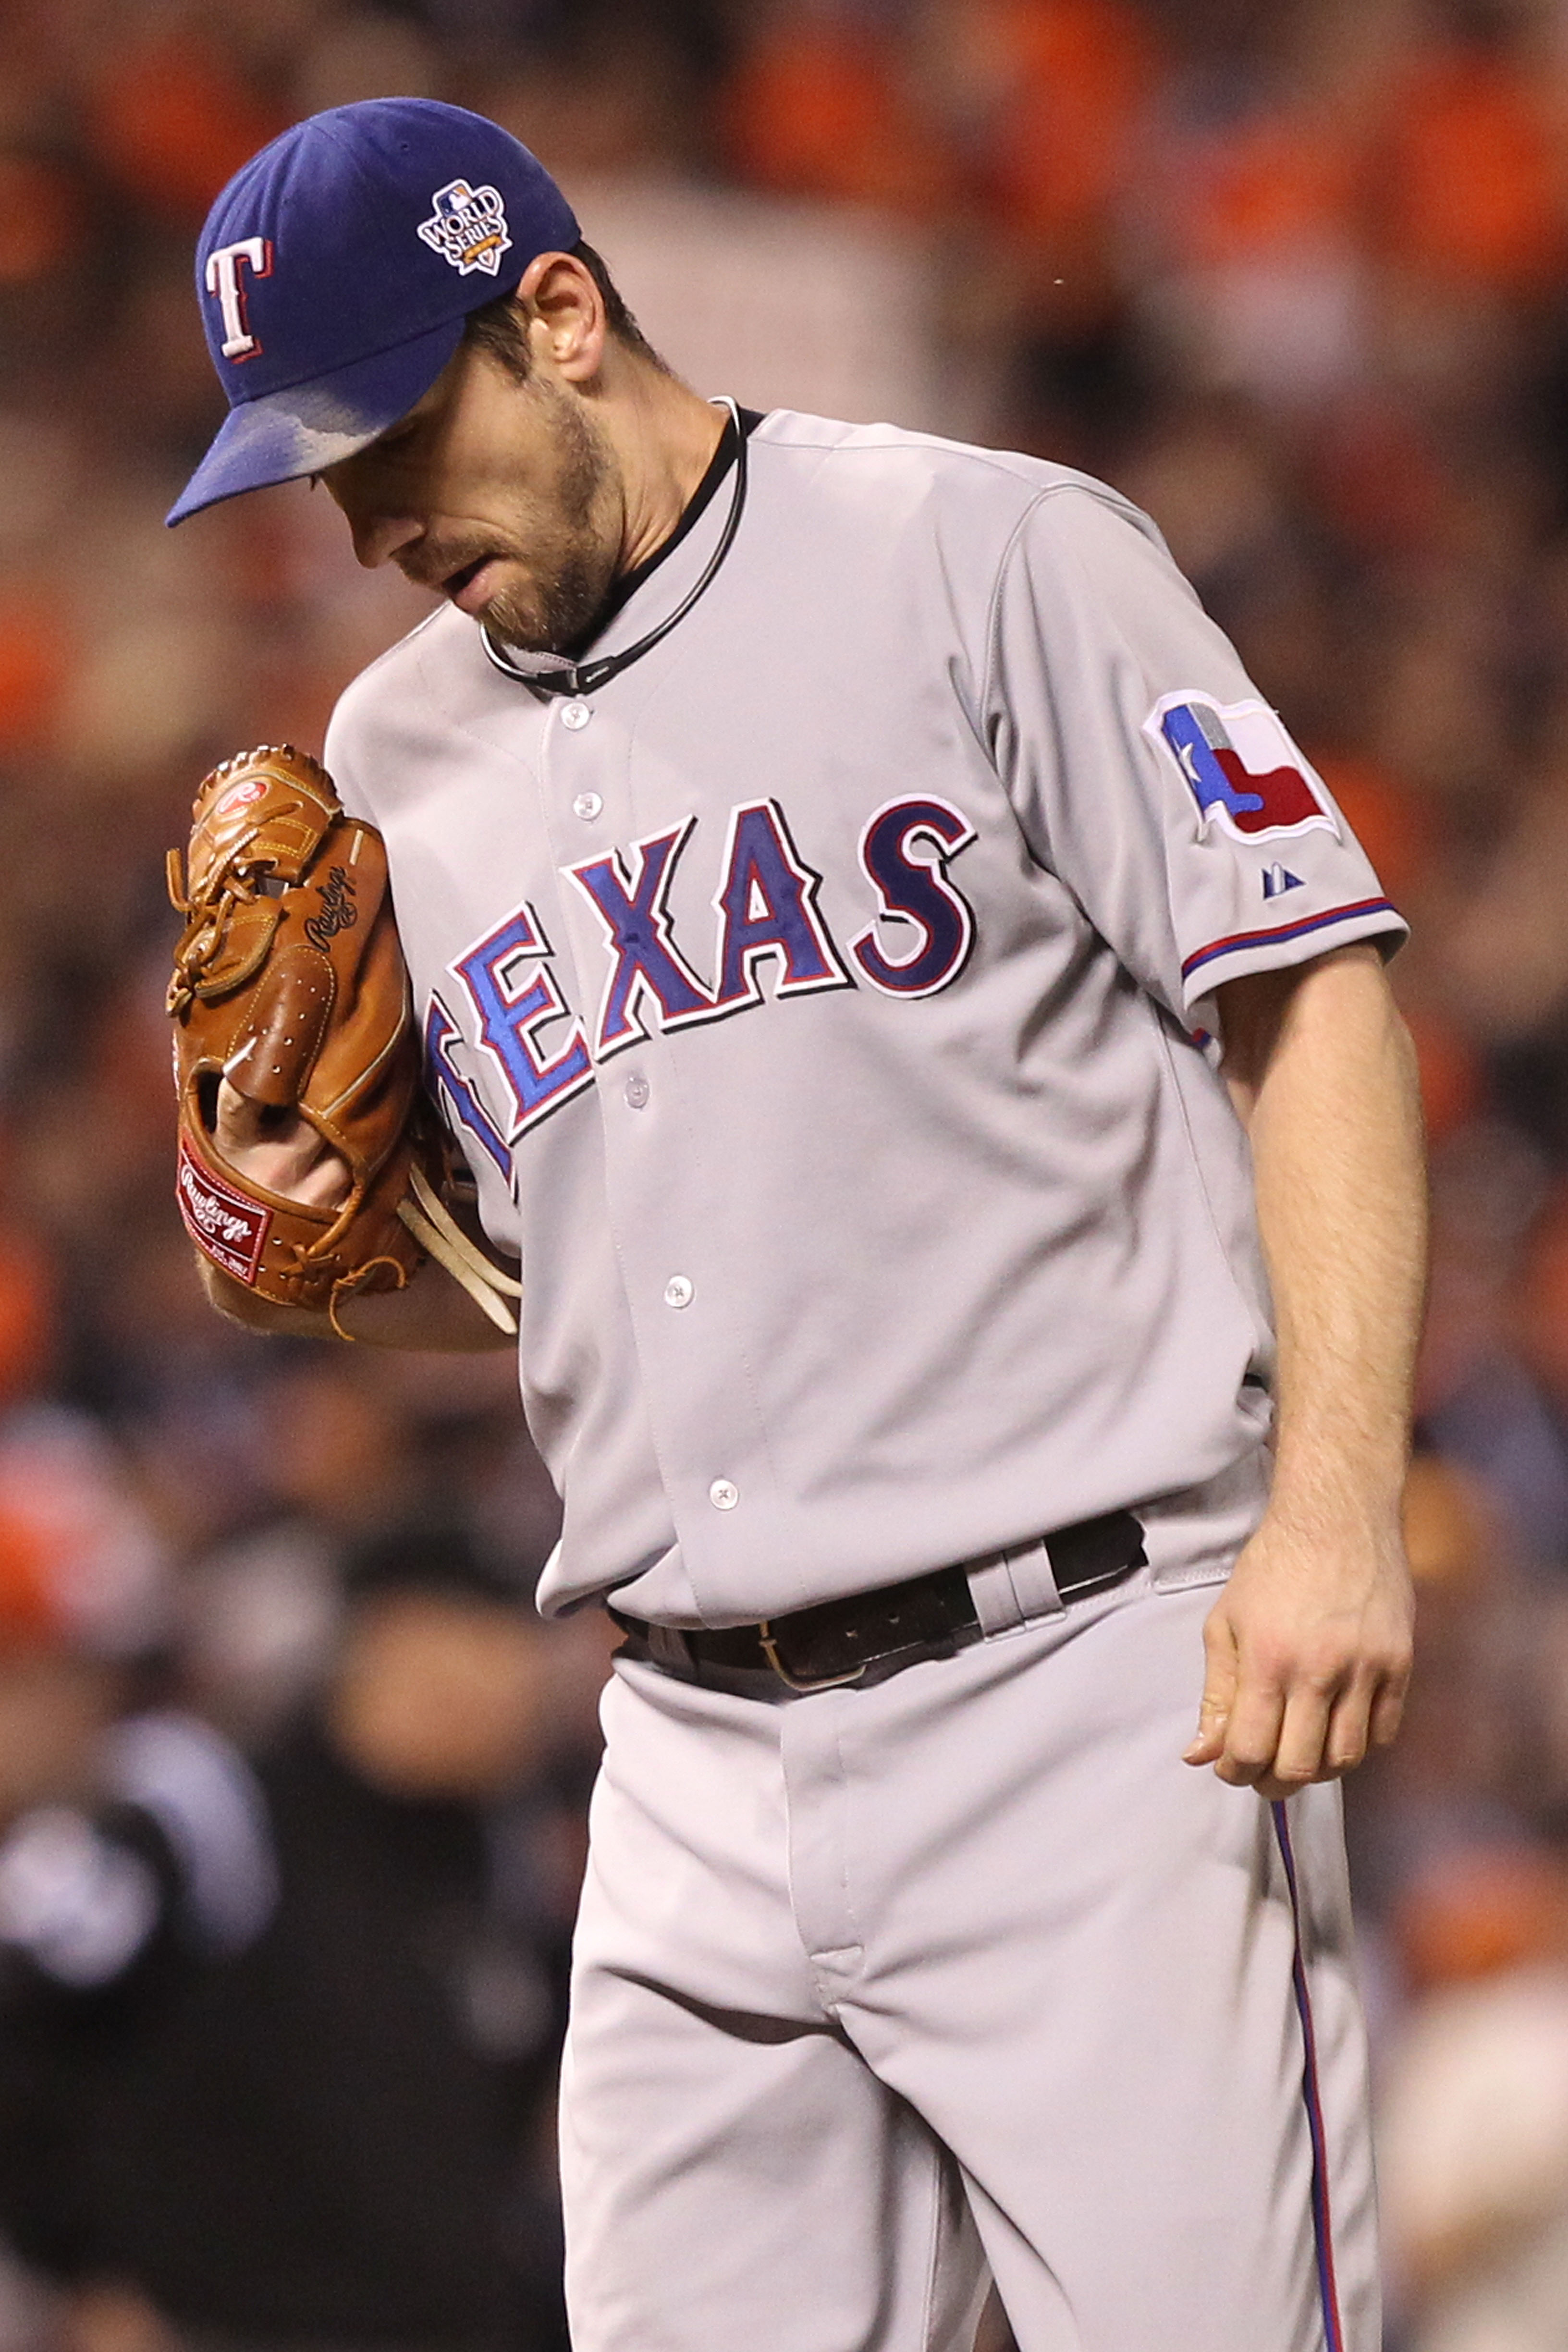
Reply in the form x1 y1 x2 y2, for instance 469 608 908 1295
1138 688 1407 1009
1145 693 1339 844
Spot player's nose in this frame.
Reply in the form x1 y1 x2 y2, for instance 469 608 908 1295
346 510 426 570
317 460 426 570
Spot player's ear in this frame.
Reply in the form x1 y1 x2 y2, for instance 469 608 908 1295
515 250 606 384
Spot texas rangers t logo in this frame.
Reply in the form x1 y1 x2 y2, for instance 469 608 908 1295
204 236 272 360
1145 693 1339 844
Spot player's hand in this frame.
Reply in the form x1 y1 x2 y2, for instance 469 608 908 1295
1181 1511 1413 1800
213 1075 352 1211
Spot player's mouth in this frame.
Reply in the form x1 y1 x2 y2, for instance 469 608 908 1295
442 555 502 614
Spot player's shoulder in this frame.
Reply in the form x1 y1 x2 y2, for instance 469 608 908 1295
327 601 458 739
750 408 1166 559
323 603 480 814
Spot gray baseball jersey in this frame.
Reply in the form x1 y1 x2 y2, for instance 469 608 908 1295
323 409 1404 1625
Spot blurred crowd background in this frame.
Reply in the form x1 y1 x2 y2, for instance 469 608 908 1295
0 0 1567 2346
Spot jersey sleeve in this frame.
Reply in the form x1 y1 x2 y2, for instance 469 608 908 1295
323 690 377 826
980 485 1406 1027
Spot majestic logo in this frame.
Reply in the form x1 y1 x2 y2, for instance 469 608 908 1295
1262 863 1304 899
176 1138 271 1285
417 180 512 276
204 235 272 360
1146 693 1338 844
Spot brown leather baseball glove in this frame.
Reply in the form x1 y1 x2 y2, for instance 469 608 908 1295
168 744 519 1337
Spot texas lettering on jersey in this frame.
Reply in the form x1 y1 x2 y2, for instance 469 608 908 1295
425 795 978 1175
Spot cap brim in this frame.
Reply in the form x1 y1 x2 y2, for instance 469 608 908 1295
165 312 468 525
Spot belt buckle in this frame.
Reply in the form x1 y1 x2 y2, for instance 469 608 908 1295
756 1619 866 1694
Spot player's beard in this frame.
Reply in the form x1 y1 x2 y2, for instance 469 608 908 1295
477 381 623 657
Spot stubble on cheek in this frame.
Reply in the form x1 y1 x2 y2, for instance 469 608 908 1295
481 388 623 655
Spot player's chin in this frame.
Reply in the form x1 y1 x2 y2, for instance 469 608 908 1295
475 578 552 651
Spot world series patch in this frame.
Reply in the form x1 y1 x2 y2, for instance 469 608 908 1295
417 179 512 277
1145 693 1339 845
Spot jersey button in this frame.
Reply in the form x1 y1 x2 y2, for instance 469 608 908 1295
572 791 603 821
624 1073 649 1109
708 1479 739 1511
561 700 591 730
663 1274 694 1309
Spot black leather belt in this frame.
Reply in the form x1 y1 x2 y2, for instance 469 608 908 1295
613 1508 1147 1694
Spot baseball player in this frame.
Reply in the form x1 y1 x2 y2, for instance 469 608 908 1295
169 100 1426 2352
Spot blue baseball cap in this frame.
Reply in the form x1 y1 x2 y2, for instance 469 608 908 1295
167 98 579 526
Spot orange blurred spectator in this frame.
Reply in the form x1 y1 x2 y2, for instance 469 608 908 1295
721 13 954 215
962 0 1156 248
0 1503 58 1653
84 39 282 224
0 600 64 751
1395 1844 1568 1995
1315 752 1434 905
1372 47 1568 295
1169 110 1355 275
1129 84 1369 411
0 154 84 283
1307 399 1454 562
1379 1846 1568 2352
0 1413 165 1665
0 1409 166 1826
1405 1008 1485 1148
1514 1185 1568 1410
0 1222 54 1412
1402 1452 1498 1597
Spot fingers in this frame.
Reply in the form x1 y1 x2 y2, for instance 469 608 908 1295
211 1078 353 1211
1187 1646 1406 1799
1324 1672 1386 1774
1212 1675 1288 1788
1183 1523 1415 1799
1182 1607 1239 1766
283 1146 354 1212
212 1076 265 1152
1249 1680 1360 1801
1368 1675 1409 1753
1241 1681 1326 1794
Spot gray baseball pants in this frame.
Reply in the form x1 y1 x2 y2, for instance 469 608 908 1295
560 1572 1377 2351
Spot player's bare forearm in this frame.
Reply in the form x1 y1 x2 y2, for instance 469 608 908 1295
197 1248 516 1351
1184 943 1426 1799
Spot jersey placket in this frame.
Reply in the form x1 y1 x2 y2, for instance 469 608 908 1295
535 685 782 1616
